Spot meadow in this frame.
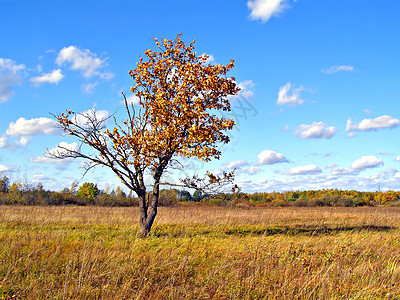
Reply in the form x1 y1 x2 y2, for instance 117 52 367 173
1 205 400 299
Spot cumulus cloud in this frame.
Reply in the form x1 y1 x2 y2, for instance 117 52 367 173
247 0 291 23
286 165 322 175
324 65 354 74
331 167 358 176
0 136 13 149
30 69 64 86
0 135 31 149
239 167 261 175
18 136 31 146
5 117 60 137
293 122 337 139
0 58 25 102
396 156 400 162
277 82 305 106
257 150 288 165
227 160 249 169
0 165 11 172
125 94 140 105
73 109 110 128
346 115 399 131
229 80 255 102
326 163 337 169
56 46 114 79
351 155 383 170
331 155 383 176
238 80 255 99
31 142 79 164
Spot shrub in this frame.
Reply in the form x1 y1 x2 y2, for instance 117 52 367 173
209 198 226 206
94 194 138 206
270 199 291 207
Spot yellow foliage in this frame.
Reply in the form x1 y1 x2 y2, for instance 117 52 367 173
56 33 239 192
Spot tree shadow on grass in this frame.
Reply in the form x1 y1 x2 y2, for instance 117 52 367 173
224 225 395 237
150 224 395 238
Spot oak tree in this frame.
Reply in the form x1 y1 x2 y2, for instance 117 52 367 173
52 34 240 236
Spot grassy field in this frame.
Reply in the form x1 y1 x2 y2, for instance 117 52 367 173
1 205 400 299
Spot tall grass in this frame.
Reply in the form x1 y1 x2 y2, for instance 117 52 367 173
1 205 399 299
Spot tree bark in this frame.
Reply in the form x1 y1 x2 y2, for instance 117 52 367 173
138 190 149 237
138 182 159 237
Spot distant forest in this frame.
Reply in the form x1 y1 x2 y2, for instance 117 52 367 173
1 175 399 207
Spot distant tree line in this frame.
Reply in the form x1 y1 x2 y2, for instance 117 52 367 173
1 175 400 207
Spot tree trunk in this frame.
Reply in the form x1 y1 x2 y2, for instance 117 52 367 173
138 183 160 237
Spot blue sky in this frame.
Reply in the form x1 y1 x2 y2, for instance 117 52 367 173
1 0 400 193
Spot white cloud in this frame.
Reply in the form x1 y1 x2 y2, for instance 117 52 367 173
286 165 322 175
229 80 255 101
396 156 400 162
30 69 64 86
99 72 115 80
326 163 337 169
18 136 31 146
347 132 356 138
32 174 46 181
351 155 383 171
73 109 110 128
239 167 261 175
31 142 79 164
377 152 393 156
331 167 358 176
238 80 255 99
81 82 98 94
247 0 290 23
0 136 13 149
201 53 215 64
6 117 60 137
277 82 305 106
32 173 55 184
331 155 383 176
259 178 268 184
364 109 373 115
227 160 249 169
251 169 400 193
294 122 336 139
0 165 11 172
0 134 32 149
56 46 113 79
346 115 399 131
324 65 354 74
0 58 25 102
257 150 288 165
125 94 140 105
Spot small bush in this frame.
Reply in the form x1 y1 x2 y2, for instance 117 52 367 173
271 199 291 207
209 198 226 206
293 198 312 207
94 194 138 206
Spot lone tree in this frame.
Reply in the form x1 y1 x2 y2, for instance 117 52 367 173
53 34 240 236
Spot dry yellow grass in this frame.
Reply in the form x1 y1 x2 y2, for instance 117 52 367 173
1 205 400 299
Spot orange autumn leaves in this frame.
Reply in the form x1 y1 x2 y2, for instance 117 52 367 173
57 34 239 174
